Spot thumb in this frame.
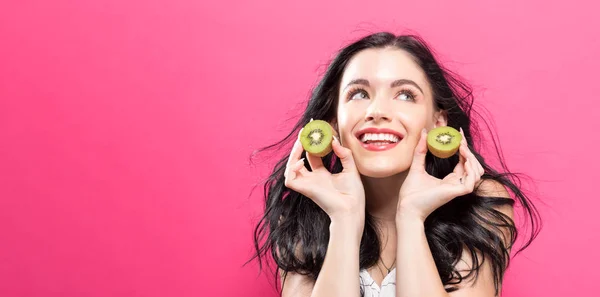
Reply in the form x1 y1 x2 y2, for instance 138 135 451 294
332 136 356 172
410 128 428 172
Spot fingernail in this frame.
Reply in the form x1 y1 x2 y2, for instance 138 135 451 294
422 128 427 134
333 135 339 143
310 118 314 122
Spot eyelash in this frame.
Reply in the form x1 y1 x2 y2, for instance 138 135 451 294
346 87 417 102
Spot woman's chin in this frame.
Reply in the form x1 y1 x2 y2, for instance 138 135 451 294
356 163 407 178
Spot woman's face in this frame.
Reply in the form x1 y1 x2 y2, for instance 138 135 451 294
336 48 446 178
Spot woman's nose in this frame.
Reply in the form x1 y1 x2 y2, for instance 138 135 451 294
365 99 391 123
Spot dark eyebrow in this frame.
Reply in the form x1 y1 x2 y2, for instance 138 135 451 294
344 78 424 94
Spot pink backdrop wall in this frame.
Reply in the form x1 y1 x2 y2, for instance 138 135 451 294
1 0 598 296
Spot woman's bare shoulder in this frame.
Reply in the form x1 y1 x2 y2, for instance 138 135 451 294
279 269 314 297
475 179 514 218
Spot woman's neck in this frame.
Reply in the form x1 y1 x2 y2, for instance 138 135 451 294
361 171 408 223
362 172 407 275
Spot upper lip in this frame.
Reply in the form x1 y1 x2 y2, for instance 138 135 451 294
355 127 404 141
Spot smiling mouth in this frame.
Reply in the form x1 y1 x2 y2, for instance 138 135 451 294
358 133 402 145
356 133 403 152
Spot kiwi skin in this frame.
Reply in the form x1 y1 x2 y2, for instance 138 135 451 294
300 120 334 157
426 126 462 159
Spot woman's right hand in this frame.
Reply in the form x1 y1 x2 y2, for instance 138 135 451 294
284 128 365 224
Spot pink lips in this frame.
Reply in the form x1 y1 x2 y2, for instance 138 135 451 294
355 127 404 152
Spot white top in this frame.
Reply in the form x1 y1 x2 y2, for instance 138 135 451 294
359 268 396 297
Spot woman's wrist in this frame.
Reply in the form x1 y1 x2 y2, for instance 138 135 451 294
395 206 426 226
330 214 365 241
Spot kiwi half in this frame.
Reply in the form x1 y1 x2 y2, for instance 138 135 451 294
427 126 462 159
300 119 334 157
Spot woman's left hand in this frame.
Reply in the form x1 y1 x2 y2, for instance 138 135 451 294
397 127 485 222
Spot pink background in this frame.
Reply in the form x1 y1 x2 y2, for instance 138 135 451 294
1 0 598 296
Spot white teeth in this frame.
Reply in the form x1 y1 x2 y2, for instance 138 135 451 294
360 133 400 143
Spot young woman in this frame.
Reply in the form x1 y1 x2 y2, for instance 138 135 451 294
250 32 540 297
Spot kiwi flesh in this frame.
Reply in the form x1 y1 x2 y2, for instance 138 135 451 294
300 119 334 157
427 126 462 159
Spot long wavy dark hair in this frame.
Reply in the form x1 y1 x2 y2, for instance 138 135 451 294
247 32 541 296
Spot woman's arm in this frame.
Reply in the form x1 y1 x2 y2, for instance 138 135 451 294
280 216 363 297
394 211 451 297
394 179 514 297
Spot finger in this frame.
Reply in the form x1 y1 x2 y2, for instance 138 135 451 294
306 151 324 171
285 158 303 181
285 164 317 201
464 159 476 191
410 128 428 173
477 158 484 176
473 157 483 181
331 135 356 172
459 127 467 145
285 129 306 179
473 156 484 177
292 158 310 176
287 129 305 166
463 141 484 177
453 142 467 175
459 127 484 176
468 155 479 180
285 157 310 187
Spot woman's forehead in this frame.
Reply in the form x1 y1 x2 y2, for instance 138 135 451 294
340 48 429 92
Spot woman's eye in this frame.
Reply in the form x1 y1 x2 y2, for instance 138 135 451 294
349 90 369 100
397 90 415 101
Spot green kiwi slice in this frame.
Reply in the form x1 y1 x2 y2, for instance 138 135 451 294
300 119 334 157
427 126 462 159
